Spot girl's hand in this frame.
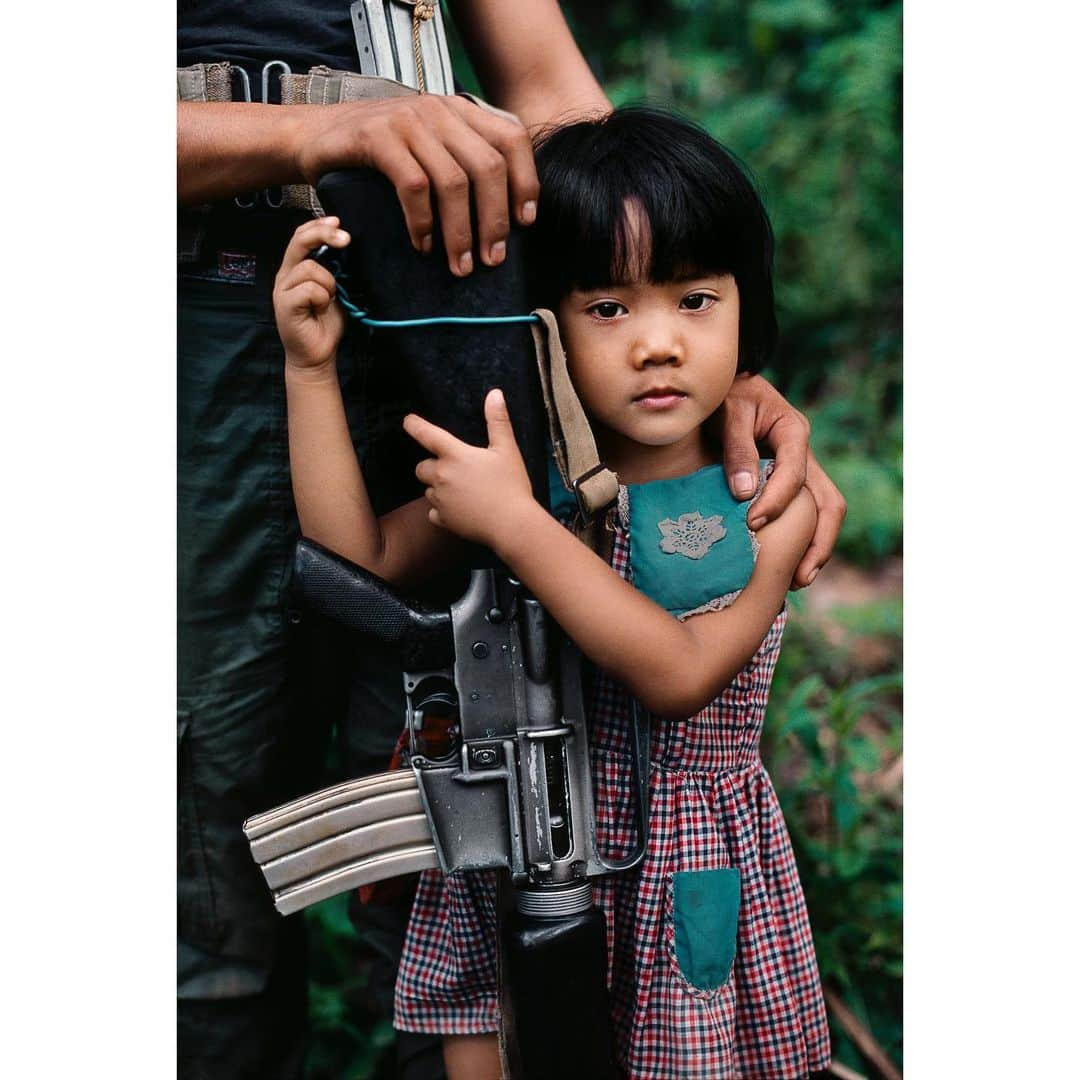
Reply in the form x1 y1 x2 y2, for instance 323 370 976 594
273 217 351 373
404 389 536 549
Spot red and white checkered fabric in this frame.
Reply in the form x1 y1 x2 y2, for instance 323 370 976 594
395 523 831 1077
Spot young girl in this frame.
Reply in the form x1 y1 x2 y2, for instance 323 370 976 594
275 107 831 1079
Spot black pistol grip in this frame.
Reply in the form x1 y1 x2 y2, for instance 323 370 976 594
294 538 454 670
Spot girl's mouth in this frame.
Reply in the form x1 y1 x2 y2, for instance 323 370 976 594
634 390 688 411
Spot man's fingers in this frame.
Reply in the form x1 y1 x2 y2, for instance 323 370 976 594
719 396 761 502
792 451 847 588
403 413 461 457
367 133 437 254
435 120 511 268
748 430 809 530
484 389 516 449
366 96 538 274
405 121 476 276
748 459 803 532
454 97 540 233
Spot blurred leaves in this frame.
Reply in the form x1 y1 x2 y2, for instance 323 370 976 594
764 600 903 1071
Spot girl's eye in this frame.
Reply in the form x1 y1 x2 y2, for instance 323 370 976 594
681 292 716 312
587 301 626 320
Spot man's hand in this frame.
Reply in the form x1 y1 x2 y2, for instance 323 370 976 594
404 389 535 547
179 94 538 278
716 374 847 588
295 95 539 276
273 217 351 372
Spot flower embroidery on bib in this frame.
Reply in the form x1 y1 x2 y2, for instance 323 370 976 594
657 511 727 560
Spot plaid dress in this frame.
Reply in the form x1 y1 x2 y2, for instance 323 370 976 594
395 519 831 1078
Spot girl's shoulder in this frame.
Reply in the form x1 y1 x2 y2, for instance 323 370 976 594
617 461 772 618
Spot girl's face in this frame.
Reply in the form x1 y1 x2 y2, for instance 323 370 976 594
556 270 740 459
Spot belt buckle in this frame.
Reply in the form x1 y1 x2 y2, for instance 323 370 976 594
571 463 610 524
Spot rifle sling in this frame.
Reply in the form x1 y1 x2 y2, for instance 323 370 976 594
530 309 620 530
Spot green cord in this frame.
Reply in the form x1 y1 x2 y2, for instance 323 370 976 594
336 282 540 328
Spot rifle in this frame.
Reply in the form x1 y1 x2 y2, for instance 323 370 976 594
242 169 650 1078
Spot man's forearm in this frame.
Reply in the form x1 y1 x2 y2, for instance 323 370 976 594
451 0 610 129
178 102 303 204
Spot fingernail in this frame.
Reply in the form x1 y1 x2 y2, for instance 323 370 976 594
733 470 755 497
490 241 506 265
336 229 349 241
807 568 819 584
458 251 473 275
420 234 433 254
749 515 766 531
521 200 537 224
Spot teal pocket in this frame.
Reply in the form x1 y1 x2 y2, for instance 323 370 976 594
672 868 741 991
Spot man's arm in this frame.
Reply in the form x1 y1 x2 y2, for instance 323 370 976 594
179 2 606 274
450 0 611 128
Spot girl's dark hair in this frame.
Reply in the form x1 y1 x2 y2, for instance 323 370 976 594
528 106 777 374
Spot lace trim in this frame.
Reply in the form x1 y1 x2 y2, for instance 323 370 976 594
745 461 773 561
617 485 631 529
676 589 744 620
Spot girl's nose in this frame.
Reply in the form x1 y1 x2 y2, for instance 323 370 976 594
631 326 684 369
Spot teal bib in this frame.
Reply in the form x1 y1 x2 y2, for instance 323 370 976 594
625 464 761 617
547 453 767 618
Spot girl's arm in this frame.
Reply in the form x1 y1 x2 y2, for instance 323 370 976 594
274 218 458 588
406 391 816 717
497 489 815 717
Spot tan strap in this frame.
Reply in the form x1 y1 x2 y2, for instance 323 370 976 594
177 62 233 103
530 309 619 523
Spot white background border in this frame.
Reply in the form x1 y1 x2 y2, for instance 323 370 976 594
3 1 1078 1073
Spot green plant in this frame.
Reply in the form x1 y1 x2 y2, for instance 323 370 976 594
764 611 903 1072
304 892 397 1079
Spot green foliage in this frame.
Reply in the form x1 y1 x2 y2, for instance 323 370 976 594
565 0 902 401
764 603 903 1071
786 354 903 565
305 896 397 1079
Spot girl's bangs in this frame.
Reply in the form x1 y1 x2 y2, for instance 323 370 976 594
543 157 741 295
